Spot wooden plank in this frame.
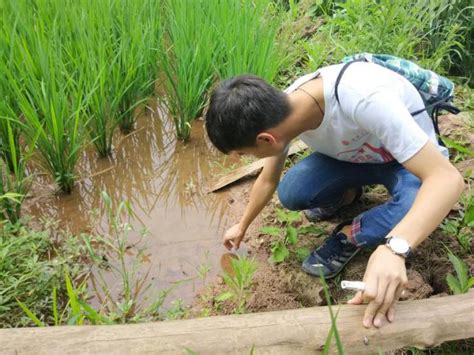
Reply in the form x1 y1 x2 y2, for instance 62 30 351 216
1 291 473 354
209 140 308 192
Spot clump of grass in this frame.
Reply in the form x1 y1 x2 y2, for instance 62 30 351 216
304 0 465 72
160 0 286 141
0 220 89 327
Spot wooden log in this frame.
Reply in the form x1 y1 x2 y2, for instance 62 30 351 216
208 140 308 192
1 292 473 354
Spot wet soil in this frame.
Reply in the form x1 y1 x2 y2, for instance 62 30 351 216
192 113 474 316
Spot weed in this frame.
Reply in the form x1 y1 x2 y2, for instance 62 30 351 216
445 251 474 294
166 299 189 320
83 191 171 323
260 208 325 263
216 256 257 314
440 189 474 253
0 220 89 327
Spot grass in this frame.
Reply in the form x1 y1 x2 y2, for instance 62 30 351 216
302 0 465 72
0 220 89 327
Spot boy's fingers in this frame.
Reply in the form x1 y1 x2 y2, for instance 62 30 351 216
373 281 398 328
363 279 385 328
223 239 233 250
387 305 396 322
347 291 363 304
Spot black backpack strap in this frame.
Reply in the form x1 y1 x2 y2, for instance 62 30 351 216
410 96 460 116
334 58 366 105
410 96 460 148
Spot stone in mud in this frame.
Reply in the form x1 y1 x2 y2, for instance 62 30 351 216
283 269 326 306
400 269 433 301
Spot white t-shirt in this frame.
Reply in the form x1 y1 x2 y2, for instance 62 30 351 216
285 62 448 164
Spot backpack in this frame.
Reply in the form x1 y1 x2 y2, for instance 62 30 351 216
334 53 460 146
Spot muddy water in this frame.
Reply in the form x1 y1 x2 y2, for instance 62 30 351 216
25 103 242 308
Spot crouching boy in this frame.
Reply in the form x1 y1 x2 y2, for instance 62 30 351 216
204 59 464 328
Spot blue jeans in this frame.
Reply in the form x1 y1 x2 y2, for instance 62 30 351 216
277 152 421 248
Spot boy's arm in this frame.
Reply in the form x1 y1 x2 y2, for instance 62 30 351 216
223 151 287 250
349 141 465 327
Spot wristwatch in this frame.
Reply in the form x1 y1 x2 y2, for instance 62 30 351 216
385 236 411 258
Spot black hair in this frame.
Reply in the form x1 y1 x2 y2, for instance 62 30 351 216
205 75 290 154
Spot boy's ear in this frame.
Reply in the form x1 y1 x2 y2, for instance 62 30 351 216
256 132 277 145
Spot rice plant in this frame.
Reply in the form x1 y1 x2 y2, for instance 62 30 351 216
211 0 286 82
63 0 162 155
7 25 87 193
0 2 22 173
159 0 216 141
0 121 34 223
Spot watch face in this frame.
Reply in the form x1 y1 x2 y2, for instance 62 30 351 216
390 237 410 254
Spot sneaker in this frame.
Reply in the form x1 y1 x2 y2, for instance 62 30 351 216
302 221 360 279
303 187 362 221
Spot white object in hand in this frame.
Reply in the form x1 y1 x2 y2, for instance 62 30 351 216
341 280 366 291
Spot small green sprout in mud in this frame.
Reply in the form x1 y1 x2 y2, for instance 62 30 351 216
216 256 257 314
260 208 325 263
446 251 474 295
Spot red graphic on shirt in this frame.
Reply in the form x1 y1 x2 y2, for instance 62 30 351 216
337 142 394 162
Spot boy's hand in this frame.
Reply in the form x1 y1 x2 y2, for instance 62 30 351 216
347 245 407 328
223 223 246 250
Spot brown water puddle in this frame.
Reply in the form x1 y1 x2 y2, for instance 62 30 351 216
24 103 243 309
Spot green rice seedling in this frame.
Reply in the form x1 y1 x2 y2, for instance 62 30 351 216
0 3 23 174
0 121 34 223
159 0 216 141
60 0 161 155
216 256 257 314
112 0 162 133
5 17 88 193
211 0 287 82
